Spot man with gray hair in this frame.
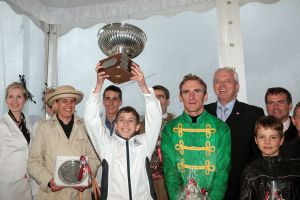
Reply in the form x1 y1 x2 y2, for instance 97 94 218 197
205 67 264 200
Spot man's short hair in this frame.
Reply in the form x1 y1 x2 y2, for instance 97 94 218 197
179 74 207 95
153 85 170 100
213 67 239 84
116 106 140 123
265 87 292 104
103 85 122 100
254 116 284 138
293 101 300 117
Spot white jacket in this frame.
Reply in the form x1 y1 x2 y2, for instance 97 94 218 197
84 88 162 200
0 113 33 200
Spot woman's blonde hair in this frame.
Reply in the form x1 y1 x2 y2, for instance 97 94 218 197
5 82 28 100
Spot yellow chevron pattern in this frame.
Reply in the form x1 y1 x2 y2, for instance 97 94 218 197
177 159 216 175
173 123 216 138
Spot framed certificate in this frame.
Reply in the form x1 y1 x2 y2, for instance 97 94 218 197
54 156 89 187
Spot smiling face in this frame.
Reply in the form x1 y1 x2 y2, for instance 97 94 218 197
179 80 207 116
103 90 122 117
255 126 284 157
55 97 76 123
6 87 27 113
213 69 239 106
115 112 140 139
266 93 292 122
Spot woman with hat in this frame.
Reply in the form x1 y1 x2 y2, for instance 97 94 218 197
31 86 57 200
0 81 34 200
27 85 100 200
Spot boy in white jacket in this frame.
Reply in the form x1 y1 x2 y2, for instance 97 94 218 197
84 63 162 200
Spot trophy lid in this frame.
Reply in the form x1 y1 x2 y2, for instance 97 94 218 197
97 23 147 59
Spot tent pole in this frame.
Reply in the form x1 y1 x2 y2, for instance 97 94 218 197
216 0 247 102
43 23 58 118
44 23 58 88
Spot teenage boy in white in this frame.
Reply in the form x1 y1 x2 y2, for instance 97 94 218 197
84 62 162 200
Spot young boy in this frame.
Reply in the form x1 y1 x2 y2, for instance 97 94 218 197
281 101 300 159
84 63 162 200
240 116 300 200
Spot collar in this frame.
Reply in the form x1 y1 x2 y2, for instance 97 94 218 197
162 113 168 120
182 110 207 123
282 117 291 133
217 99 236 114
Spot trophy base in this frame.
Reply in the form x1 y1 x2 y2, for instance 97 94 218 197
99 53 136 84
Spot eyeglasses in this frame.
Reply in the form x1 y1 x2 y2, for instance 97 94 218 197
266 100 288 106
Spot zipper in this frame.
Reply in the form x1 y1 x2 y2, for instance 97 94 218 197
126 140 133 200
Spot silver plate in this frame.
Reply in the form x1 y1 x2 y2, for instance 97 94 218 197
58 159 87 185
97 23 147 58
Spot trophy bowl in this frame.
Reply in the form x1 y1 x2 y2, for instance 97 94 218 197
97 23 147 84
58 159 86 185
97 23 147 59
54 156 89 187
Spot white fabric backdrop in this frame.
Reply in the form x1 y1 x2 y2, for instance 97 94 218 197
0 1 45 120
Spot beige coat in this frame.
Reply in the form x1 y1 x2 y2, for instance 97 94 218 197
27 115 100 200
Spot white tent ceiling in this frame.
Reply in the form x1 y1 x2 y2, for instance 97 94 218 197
2 0 299 118
5 0 278 34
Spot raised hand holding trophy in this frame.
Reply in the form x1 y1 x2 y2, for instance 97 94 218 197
97 23 147 84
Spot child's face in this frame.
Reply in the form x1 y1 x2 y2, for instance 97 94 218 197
255 127 284 157
115 112 140 139
292 108 300 135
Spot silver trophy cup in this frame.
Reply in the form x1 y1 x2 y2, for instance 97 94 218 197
97 23 147 84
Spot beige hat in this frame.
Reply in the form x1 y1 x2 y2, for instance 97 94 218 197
47 85 83 106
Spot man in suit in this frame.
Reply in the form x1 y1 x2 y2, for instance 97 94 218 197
205 67 264 200
265 87 297 145
281 101 300 159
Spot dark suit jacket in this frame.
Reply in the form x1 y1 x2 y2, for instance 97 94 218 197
282 118 298 144
281 136 300 159
205 100 265 200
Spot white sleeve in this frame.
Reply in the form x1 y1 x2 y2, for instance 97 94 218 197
84 91 108 158
144 88 162 157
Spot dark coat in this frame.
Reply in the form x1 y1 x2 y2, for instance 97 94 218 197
282 119 298 144
205 100 265 200
240 156 300 200
281 136 300 159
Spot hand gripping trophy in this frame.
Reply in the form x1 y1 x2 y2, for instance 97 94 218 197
97 23 147 84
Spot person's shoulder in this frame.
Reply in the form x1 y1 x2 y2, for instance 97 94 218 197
205 111 228 125
237 101 263 111
204 102 216 110
37 118 50 126
165 115 181 124
74 115 84 124
163 114 185 128
242 157 262 176
281 137 300 157
236 101 265 116
284 136 299 146
0 115 5 124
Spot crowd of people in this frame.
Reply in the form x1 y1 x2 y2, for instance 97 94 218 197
0 64 299 200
